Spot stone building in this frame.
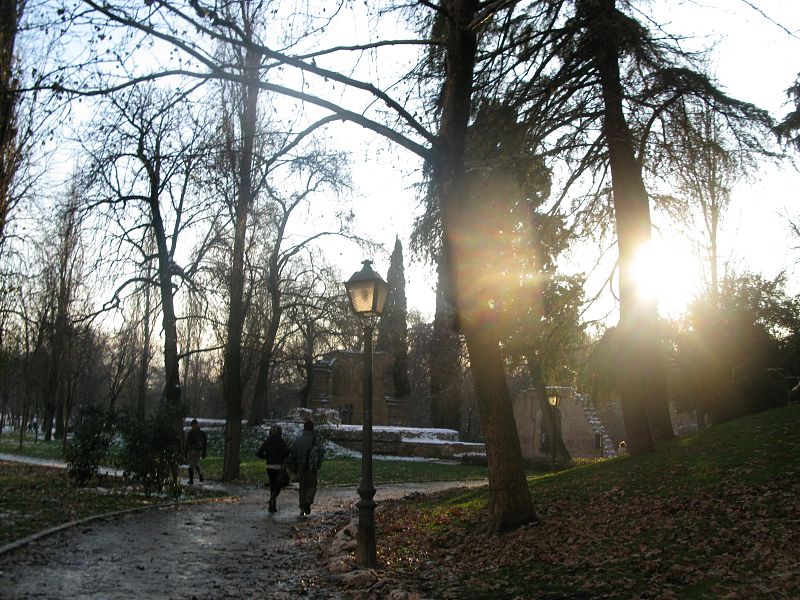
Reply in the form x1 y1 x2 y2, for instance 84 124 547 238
309 350 408 426
513 386 617 460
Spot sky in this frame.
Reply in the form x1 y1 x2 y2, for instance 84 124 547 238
333 0 800 323
26 1 800 328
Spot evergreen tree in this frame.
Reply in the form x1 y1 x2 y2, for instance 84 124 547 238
777 73 800 150
377 237 411 398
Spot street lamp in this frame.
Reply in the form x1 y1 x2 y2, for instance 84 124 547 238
547 392 560 468
344 259 389 569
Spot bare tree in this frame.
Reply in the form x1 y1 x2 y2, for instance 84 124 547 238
247 141 353 425
657 102 750 304
50 0 536 531
81 85 214 468
279 262 362 408
40 183 85 441
200 7 351 476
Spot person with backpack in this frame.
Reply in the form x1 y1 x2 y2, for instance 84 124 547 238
256 424 291 513
291 419 324 515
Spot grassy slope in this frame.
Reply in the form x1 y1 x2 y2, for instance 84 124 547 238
374 405 800 599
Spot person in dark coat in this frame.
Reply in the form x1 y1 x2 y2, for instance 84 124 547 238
292 419 324 515
257 425 290 513
185 419 207 484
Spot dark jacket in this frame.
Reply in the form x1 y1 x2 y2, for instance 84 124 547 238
292 430 322 471
257 435 290 466
186 428 207 456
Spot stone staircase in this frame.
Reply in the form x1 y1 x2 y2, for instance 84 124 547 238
576 393 617 457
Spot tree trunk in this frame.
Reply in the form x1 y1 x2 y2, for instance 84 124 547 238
148 188 181 408
221 42 262 481
301 319 315 409
137 274 151 419
590 0 672 453
141 139 183 482
52 205 78 441
437 0 535 531
249 316 279 425
429 257 462 430
464 323 536 531
42 397 54 441
709 173 719 307
250 246 283 425
54 379 65 440
0 0 21 243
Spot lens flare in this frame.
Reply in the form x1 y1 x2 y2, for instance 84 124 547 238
629 239 700 316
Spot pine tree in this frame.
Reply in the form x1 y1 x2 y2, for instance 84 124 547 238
376 237 411 398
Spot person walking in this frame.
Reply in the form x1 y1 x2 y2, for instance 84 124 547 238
292 420 324 516
256 424 290 513
185 419 207 484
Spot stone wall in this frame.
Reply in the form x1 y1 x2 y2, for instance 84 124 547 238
309 351 399 426
321 424 486 463
513 387 613 460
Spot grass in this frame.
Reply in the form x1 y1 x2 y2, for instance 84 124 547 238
0 435 66 460
202 455 490 487
1 431 491 487
374 404 800 599
2 428 492 485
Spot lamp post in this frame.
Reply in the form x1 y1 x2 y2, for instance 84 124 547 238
344 259 389 569
547 392 560 468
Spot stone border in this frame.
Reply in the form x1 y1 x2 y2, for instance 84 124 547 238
0 495 235 557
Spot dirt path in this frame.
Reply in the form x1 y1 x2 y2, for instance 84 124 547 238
0 480 485 599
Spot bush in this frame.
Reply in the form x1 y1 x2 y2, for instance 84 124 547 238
116 403 184 497
65 401 113 486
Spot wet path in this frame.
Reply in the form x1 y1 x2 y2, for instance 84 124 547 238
0 483 351 600
0 480 485 599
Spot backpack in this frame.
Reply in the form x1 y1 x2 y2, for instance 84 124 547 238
306 434 325 471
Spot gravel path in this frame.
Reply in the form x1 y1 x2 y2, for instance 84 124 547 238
0 476 485 599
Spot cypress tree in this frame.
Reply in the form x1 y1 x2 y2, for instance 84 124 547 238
377 237 411 398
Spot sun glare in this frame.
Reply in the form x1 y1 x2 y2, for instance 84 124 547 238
629 238 701 317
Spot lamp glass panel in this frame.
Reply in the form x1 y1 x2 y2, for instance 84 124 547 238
374 279 389 314
348 280 376 314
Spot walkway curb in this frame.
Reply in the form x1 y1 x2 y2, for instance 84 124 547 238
0 495 236 557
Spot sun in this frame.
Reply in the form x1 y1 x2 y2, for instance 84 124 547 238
629 237 702 317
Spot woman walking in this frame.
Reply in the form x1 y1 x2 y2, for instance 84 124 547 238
256 425 290 513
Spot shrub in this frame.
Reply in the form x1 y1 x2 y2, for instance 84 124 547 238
65 401 113 486
116 403 184 497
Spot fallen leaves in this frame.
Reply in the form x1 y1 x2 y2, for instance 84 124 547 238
346 408 800 599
